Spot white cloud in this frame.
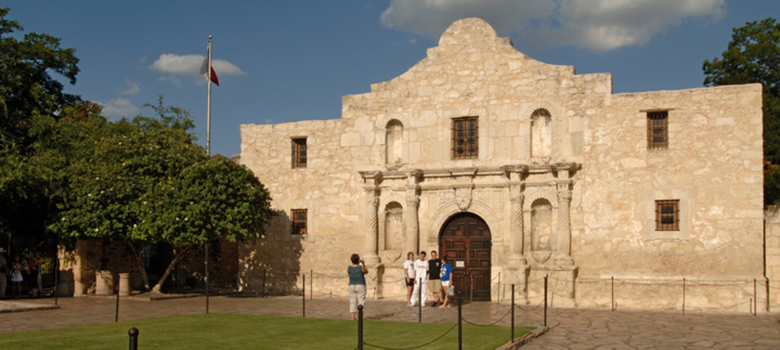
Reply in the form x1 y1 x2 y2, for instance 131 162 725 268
99 97 140 121
149 54 245 79
381 0 725 52
121 80 140 95
159 75 182 87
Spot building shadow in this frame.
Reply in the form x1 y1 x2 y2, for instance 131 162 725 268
237 209 303 295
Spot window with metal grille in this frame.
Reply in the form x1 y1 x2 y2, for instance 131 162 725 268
292 138 307 168
452 117 478 159
291 209 307 235
655 200 679 231
647 111 668 150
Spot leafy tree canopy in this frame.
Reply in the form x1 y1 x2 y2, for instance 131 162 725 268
0 8 81 146
48 97 207 289
0 102 105 252
703 17 780 205
139 156 273 291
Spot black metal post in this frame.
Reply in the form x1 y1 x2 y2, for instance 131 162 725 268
262 269 266 298
611 276 614 311
302 274 306 318
128 327 139 350
54 254 59 306
418 278 422 323
205 242 209 314
544 275 548 327
174 262 178 291
754 279 757 316
357 305 364 350
115 283 120 322
457 291 462 350
310 269 313 300
682 278 686 315
511 284 515 342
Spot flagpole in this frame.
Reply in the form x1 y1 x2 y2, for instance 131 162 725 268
205 34 212 314
206 35 213 157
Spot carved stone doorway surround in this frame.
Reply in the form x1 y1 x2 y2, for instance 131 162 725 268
359 162 579 302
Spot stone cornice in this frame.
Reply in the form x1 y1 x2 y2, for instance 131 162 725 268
360 162 580 182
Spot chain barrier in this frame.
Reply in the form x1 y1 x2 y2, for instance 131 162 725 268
514 299 545 311
686 300 752 311
460 307 513 327
255 270 769 315
362 323 459 350
686 280 753 286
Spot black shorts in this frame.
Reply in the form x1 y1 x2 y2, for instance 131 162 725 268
405 278 414 287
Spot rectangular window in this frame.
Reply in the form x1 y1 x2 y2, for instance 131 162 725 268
292 138 307 168
452 117 479 159
647 111 668 150
291 209 307 235
655 200 679 231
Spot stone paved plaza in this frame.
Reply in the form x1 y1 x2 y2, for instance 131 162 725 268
1 296 778 349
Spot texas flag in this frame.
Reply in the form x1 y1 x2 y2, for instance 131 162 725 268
199 51 219 86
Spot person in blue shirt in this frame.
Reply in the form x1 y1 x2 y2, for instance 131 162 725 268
348 253 368 320
439 256 453 308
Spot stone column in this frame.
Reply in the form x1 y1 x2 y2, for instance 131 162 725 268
95 270 115 296
363 187 381 265
404 193 420 255
404 170 421 255
505 166 529 302
508 186 527 265
119 273 131 297
555 181 574 266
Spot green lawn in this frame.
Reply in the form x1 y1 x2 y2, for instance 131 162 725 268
0 314 534 350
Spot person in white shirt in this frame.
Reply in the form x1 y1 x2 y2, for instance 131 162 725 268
403 252 415 306
410 251 429 307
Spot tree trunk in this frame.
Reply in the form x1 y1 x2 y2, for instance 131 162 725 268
151 246 191 293
127 242 150 291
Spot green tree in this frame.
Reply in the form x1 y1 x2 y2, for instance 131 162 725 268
0 103 105 252
0 7 83 253
702 17 780 205
139 157 273 292
50 97 206 289
0 8 80 146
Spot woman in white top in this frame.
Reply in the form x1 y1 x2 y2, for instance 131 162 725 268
403 252 415 306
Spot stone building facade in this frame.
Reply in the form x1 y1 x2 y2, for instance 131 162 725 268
239 18 771 311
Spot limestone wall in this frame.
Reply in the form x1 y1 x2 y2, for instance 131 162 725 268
238 18 766 311
574 84 765 310
239 119 367 296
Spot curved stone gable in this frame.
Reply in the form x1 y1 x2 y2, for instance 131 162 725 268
438 17 508 49
369 17 577 98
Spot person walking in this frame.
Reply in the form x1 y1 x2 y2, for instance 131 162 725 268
409 251 428 307
348 253 368 320
439 256 453 308
403 252 415 306
427 250 442 307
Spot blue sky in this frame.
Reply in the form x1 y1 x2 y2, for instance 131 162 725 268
3 1 778 157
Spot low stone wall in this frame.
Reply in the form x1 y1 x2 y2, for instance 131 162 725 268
575 276 767 313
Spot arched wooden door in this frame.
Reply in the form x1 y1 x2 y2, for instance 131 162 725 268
439 213 491 301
